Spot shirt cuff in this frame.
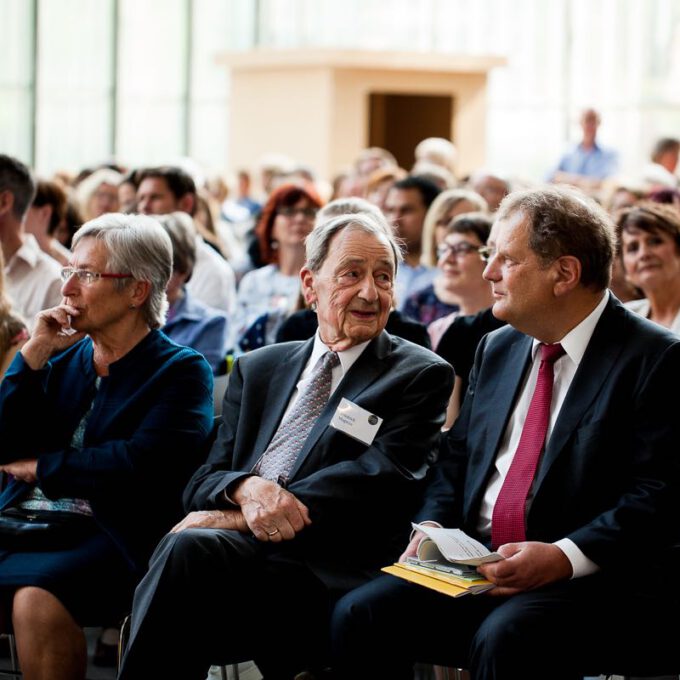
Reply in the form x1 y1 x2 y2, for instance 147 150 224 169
221 473 256 507
553 538 599 579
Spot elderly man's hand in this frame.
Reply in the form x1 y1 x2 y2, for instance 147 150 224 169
477 541 573 596
170 509 248 534
231 476 311 543
0 459 38 484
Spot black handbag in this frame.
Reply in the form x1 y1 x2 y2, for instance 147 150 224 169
0 507 94 549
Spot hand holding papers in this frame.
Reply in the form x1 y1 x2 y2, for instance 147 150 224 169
382 524 503 598
412 523 503 566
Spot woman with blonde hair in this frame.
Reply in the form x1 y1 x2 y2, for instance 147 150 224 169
420 188 488 267
76 168 122 222
0 249 28 381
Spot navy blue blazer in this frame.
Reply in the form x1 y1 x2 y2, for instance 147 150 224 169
0 330 214 571
417 295 680 580
184 331 454 590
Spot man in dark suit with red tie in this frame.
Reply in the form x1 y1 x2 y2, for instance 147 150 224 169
331 186 680 680
118 211 453 679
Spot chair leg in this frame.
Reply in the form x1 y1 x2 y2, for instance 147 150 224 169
0 634 20 678
117 615 131 673
8 634 17 674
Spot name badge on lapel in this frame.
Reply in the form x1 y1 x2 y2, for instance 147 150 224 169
330 398 382 445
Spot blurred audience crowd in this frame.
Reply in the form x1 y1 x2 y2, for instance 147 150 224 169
3 109 679 382
1 107 680 677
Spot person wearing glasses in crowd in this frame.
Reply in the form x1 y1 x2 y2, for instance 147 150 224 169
421 213 496 431
423 212 494 349
232 183 323 350
433 218 506 428
0 213 213 680
403 190 488 327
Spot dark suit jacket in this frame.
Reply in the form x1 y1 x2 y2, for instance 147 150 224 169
417 295 680 582
0 331 214 572
184 331 453 590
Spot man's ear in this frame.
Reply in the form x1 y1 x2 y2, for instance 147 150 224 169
0 190 15 218
300 267 317 306
552 255 581 297
179 193 196 216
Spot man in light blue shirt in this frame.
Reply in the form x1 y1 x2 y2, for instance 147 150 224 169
548 108 619 192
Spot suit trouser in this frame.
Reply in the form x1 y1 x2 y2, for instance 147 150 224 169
330 572 675 680
118 528 331 680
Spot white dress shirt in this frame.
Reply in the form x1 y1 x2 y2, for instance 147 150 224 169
5 234 62 331
476 291 610 578
280 330 371 421
187 238 237 316
625 298 680 336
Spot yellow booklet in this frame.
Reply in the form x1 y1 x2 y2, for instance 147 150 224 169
382 563 495 598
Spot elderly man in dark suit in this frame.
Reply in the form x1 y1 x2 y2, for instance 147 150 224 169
331 186 680 680
118 211 453 679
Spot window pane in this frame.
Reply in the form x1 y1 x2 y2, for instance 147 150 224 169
35 0 113 175
117 0 187 167
0 0 35 163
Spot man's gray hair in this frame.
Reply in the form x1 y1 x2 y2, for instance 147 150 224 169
315 197 384 226
305 211 404 273
72 213 173 328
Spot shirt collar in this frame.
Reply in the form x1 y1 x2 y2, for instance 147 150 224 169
9 234 41 269
577 141 602 153
531 290 609 366
311 329 371 375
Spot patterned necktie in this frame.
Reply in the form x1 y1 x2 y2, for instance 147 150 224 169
256 350 340 483
491 342 565 549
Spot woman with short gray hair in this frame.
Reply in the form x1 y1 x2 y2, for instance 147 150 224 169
0 212 213 680
72 212 172 329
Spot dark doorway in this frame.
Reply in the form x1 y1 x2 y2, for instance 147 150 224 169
368 93 453 169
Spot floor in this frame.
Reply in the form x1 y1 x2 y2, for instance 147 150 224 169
0 629 261 680
1 637 656 680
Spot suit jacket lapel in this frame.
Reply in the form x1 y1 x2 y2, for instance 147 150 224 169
465 334 533 517
535 296 626 488
252 339 314 457
287 332 392 480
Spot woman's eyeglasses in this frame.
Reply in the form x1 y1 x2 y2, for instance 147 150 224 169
60 268 133 285
278 207 318 219
437 242 488 260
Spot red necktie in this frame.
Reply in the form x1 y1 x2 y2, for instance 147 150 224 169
491 342 565 549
